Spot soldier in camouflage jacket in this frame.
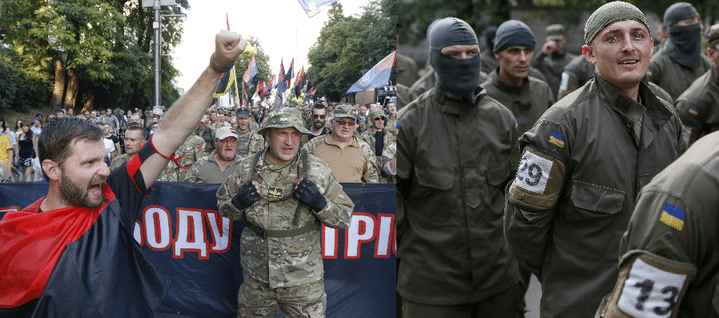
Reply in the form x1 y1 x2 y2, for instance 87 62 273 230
216 108 353 317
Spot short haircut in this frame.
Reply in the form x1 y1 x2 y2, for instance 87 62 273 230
38 116 104 180
126 125 147 139
312 104 327 112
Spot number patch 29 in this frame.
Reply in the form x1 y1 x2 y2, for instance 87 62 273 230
514 150 553 194
617 258 687 317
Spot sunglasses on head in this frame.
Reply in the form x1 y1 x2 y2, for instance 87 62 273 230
313 114 326 119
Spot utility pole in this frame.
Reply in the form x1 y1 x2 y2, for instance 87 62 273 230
142 0 180 109
153 0 162 108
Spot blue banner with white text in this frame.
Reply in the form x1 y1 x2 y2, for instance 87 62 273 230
0 182 396 317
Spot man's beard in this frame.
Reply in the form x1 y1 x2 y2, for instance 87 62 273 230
60 169 106 208
313 121 324 129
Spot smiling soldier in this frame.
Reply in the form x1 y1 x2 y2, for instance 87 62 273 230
503 2 685 317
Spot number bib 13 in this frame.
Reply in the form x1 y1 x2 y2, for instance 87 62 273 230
605 252 696 318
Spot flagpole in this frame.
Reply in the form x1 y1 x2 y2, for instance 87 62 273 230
227 13 240 108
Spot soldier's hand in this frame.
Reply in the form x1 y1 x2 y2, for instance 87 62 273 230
212 30 246 72
541 41 556 55
231 181 261 210
293 178 327 212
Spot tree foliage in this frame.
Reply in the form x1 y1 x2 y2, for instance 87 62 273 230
0 0 188 112
0 47 51 111
307 0 396 102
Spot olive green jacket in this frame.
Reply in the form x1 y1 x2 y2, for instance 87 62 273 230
396 84 520 305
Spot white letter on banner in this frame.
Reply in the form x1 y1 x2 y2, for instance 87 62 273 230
323 226 338 258
144 206 172 250
174 209 209 259
375 214 394 258
345 213 375 259
206 211 231 253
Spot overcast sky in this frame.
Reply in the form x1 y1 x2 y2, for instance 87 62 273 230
172 0 370 93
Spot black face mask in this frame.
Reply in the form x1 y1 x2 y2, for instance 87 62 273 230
666 22 702 68
434 53 481 102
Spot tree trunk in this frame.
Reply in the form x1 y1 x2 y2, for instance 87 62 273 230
50 57 66 110
64 69 79 110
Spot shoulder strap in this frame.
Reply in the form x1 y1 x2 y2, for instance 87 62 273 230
248 148 263 181
292 148 312 225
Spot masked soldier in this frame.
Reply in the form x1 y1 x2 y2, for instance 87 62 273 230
397 17 523 318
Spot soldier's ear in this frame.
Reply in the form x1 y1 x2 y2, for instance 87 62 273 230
582 45 597 65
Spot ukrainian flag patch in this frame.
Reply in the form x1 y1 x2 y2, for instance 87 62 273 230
548 130 565 148
660 203 685 231
647 68 653 77
689 105 699 116
514 118 518 129
396 123 401 135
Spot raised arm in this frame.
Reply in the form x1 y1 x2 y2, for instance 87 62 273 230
140 31 246 186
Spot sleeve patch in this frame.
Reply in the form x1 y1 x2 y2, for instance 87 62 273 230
688 105 698 116
549 130 566 148
615 254 696 318
659 203 685 231
507 146 566 211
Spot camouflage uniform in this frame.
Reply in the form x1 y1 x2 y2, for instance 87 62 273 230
216 108 354 318
156 134 206 182
386 114 397 133
183 150 244 183
109 153 131 171
195 126 216 154
211 121 229 131
359 120 396 183
236 128 266 159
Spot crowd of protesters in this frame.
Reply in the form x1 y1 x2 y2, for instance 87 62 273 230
0 99 398 185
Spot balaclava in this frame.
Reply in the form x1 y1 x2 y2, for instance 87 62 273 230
429 17 482 103
664 2 701 68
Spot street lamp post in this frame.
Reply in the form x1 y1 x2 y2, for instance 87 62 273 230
153 0 162 108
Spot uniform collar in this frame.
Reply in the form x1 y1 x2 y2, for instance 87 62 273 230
487 69 533 107
432 83 486 116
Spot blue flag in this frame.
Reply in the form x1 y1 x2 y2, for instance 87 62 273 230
346 51 396 94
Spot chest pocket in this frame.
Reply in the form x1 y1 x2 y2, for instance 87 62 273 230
568 180 624 216
412 165 454 199
556 180 625 261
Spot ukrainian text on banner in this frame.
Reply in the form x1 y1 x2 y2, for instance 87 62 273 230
0 182 396 318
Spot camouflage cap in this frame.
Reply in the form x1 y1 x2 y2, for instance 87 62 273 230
257 107 312 136
369 109 386 120
332 105 358 121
